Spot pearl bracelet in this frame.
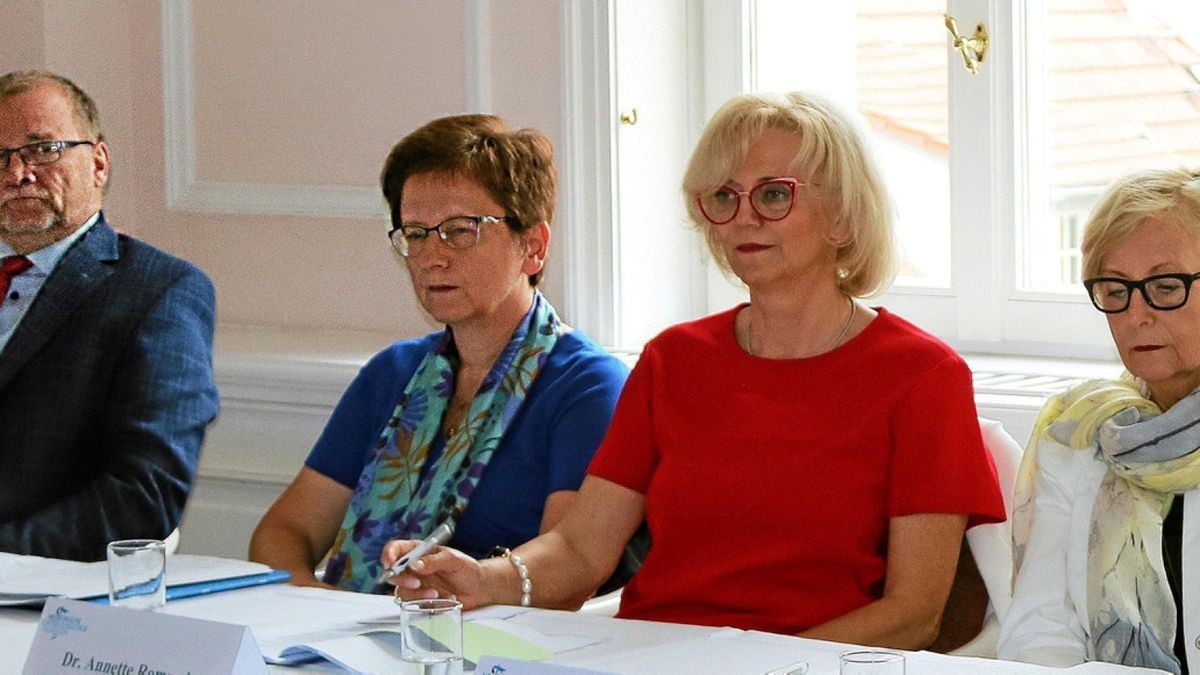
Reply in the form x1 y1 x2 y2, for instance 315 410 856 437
497 548 531 607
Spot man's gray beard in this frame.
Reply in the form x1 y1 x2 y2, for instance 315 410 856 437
0 202 63 235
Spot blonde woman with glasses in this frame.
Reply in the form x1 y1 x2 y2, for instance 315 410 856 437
1001 168 1200 674
385 91 1004 649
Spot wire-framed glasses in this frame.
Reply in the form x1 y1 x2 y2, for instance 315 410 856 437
388 215 513 257
696 177 803 225
0 140 94 170
1083 272 1200 313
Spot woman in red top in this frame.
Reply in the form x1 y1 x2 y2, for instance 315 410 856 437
386 91 1006 649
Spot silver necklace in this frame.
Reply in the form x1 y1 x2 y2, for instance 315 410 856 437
745 296 857 358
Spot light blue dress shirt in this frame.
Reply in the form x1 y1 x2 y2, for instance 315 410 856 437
0 211 99 354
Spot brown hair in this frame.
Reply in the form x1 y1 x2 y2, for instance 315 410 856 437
0 69 104 143
381 114 556 285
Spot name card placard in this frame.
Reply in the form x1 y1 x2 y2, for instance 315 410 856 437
24 598 267 674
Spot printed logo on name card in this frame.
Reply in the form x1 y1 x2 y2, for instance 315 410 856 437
41 607 88 640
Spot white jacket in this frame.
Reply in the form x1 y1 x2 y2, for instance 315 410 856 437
998 438 1200 672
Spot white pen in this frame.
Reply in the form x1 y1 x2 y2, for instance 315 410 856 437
377 519 456 585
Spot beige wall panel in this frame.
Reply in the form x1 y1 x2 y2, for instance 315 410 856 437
192 0 467 187
1 0 567 336
486 0 568 315
0 2 46 73
41 1 143 233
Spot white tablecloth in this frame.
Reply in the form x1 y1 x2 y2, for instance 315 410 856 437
0 584 1167 674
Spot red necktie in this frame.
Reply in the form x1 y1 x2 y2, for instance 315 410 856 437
0 255 32 308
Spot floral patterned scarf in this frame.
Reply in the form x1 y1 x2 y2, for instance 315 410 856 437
1012 374 1200 674
324 292 564 592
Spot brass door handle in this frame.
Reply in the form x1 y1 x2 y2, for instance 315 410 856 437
944 13 988 75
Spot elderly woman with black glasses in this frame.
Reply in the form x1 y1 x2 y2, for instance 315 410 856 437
1000 168 1200 674
384 91 1004 649
249 114 628 592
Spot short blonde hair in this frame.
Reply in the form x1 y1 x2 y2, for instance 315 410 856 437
1081 167 1200 278
682 91 896 297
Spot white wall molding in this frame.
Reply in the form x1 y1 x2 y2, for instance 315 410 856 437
178 474 286 557
560 1 618 344
465 0 492 113
160 0 385 219
198 328 373 484
160 0 197 214
179 323 393 557
159 0 491 220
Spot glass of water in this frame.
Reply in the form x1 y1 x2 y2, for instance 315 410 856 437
840 650 905 674
106 539 166 610
397 597 463 675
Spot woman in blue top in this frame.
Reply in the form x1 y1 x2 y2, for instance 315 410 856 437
249 115 628 591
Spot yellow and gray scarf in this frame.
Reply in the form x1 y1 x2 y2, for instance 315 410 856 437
1012 374 1200 674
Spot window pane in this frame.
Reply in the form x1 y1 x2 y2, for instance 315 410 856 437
754 0 951 288
1023 0 1200 292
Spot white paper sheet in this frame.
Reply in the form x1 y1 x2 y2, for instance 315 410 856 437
164 585 400 653
559 628 1172 675
0 553 274 605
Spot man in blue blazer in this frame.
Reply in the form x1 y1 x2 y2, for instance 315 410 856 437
0 70 218 561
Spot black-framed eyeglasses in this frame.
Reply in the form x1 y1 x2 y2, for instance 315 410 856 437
388 215 514 257
1083 272 1200 313
0 140 95 170
696 177 803 225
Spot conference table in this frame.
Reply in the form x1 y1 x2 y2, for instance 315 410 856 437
0 582 1166 674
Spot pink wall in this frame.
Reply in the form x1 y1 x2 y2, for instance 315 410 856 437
191 2 470 187
1 0 567 336
0 3 46 76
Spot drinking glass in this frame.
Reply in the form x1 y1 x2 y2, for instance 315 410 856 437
106 539 166 610
397 598 463 675
840 650 905 674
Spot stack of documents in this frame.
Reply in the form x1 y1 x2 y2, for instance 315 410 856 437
0 552 289 606
155 586 605 673
267 604 602 671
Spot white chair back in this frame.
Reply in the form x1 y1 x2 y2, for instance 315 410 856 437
966 417 1022 621
952 417 1023 656
163 527 182 555
579 588 622 616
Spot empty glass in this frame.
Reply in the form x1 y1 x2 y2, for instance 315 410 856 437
397 597 463 675
106 539 166 610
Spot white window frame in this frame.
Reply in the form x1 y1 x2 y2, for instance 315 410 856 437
915 0 1114 359
560 0 1118 360
561 1 620 347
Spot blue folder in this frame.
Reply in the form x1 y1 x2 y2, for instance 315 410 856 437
90 569 291 605
166 568 292 601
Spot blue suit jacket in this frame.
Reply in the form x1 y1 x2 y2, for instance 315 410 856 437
0 214 219 560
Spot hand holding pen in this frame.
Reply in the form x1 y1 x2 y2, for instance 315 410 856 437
377 519 456 585
382 531 491 609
